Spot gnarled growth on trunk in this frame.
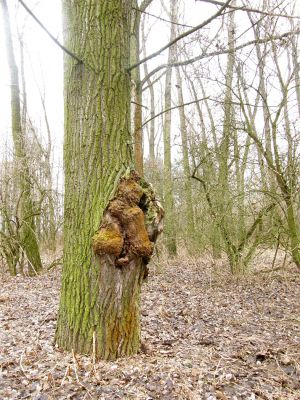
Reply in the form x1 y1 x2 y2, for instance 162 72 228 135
93 170 163 272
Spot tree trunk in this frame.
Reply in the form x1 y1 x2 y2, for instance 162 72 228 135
55 0 163 360
188 74 221 257
141 20 156 168
162 0 177 255
291 38 300 118
130 0 153 176
285 196 300 268
175 67 195 241
131 1 143 176
1 0 42 275
217 4 235 240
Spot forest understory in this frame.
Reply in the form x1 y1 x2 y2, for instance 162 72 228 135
1 252 300 400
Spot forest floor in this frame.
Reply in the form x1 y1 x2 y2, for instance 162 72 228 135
0 252 300 400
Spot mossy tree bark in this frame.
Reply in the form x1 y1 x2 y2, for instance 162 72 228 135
1 0 42 275
55 0 163 360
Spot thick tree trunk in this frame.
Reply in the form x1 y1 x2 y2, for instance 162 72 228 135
56 0 163 360
1 0 42 275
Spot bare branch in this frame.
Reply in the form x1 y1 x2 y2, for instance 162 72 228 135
142 97 208 127
128 0 232 71
18 0 82 63
197 0 300 19
139 0 153 12
142 28 300 84
132 6 194 28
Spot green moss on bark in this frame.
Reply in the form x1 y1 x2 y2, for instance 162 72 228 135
56 1 163 360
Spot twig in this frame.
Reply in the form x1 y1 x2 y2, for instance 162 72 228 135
19 350 30 380
142 97 208 127
92 331 97 375
253 266 284 275
72 349 93 398
131 101 148 110
128 0 232 71
264 318 300 324
18 0 82 63
47 257 63 271
198 0 300 19
143 28 300 82
132 6 194 28
72 349 80 382
60 364 71 386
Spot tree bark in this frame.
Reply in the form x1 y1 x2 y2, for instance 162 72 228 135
55 0 163 360
131 1 143 176
162 0 177 255
141 20 156 168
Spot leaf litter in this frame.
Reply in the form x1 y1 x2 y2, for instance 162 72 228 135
0 255 300 399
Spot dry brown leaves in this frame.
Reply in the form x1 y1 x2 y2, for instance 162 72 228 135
0 255 300 399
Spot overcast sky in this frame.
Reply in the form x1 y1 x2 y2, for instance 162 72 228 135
0 0 299 166
0 0 63 162
0 0 219 156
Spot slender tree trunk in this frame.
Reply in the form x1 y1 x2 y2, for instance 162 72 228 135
162 0 177 255
55 0 163 360
292 42 300 118
233 120 251 242
285 196 300 268
175 67 195 241
40 94 56 251
1 0 42 275
131 1 143 176
218 4 235 230
141 20 156 168
131 0 153 176
217 5 241 272
249 7 275 191
239 90 300 269
187 75 222 257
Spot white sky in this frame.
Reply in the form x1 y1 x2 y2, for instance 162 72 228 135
0 0 63 165
0 0 216 152
0 0 299 166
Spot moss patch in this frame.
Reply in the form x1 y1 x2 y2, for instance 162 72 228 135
92 222 123 257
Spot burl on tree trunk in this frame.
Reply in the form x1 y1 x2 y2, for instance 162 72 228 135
93 170 163 271
88 170 163 359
